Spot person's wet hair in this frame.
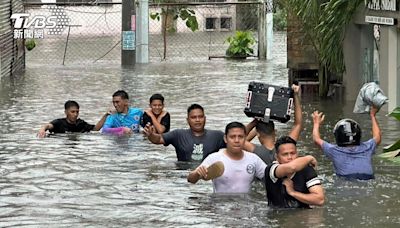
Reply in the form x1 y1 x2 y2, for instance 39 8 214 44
113 90 129 100
187 103 204 115
225 121 246 135
150 93 164 104
64 100 79 110
275 136 297 152
256 121 275 136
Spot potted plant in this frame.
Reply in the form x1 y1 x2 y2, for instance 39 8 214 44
225 30 255 59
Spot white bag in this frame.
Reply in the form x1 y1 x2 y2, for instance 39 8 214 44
353 82 388 113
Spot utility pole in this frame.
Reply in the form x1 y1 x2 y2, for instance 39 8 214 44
258 0 267 60
258 0 274 60
121 0 136 66
266 0 273 60
136 0 149 63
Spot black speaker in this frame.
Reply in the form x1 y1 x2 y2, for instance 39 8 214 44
244 82 294 123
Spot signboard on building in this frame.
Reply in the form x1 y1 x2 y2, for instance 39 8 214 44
365 0 397 11
365 15 395 25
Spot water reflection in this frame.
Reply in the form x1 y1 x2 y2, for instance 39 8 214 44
0 32 399 227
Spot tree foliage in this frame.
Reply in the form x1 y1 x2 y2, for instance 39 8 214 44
150 1 199 60
286 0 364 96
317 0 363 75
150 8 198 32
273 3 287 31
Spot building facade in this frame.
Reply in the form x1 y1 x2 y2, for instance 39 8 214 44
344 0 400 111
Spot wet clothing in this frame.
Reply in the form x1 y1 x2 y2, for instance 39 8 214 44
140 112 170 133
50 118 94 133
265 162 322 208
322 139 377 180
201 149 267 193
102 107 143 133
162 129 226 162
253 144 275 164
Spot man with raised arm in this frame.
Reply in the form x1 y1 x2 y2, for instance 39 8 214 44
38 100 109 137
312 106 381 180
244 84 303 164
143 104 225 162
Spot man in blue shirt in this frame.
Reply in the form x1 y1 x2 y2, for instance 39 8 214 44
102 90 143 136
312 106 381 180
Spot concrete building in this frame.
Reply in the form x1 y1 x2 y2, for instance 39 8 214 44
343 0 399 112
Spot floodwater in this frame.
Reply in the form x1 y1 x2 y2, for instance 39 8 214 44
0 32 399 227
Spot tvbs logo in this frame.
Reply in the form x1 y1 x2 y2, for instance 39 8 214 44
11 13 57 29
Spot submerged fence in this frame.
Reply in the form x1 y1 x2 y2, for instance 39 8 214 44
23 1 262 65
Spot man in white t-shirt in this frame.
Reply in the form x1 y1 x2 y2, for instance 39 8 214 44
187 121 267 193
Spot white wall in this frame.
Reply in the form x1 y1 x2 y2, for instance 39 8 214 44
149 5 236 34
379 26 399 111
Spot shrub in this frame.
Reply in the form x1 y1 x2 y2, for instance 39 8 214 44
225 31 255 58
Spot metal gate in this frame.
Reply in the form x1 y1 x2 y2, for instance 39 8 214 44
22 1 262 65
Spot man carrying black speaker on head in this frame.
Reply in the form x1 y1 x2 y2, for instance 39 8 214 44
243 84 302 165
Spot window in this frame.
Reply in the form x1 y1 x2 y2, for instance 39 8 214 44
206 18 217 30
220 17 231 30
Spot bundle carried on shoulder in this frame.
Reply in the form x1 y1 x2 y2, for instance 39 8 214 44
353 82 388 113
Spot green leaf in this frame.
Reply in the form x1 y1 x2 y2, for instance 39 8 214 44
379 149 400 159
388 107 400 121
225 30 255 57
180 9 190 20
383 139 400 152
25 39 36 51
185 16 198 32
150 12 159 20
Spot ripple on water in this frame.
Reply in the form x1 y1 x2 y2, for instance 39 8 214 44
0 32 399 227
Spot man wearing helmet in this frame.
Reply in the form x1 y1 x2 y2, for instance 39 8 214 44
312 106 381 180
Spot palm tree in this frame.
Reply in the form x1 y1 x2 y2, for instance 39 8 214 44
285 0 364 96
